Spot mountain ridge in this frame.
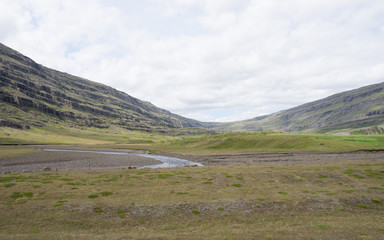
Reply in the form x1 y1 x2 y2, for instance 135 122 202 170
217 81 384 133
1 42 383 135
0 43 210 133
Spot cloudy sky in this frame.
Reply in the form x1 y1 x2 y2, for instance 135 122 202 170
1 0 384 122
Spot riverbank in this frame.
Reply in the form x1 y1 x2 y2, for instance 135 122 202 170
0 146 203 173
0 146 160 173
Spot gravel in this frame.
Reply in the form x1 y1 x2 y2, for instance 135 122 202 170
0 149 161 173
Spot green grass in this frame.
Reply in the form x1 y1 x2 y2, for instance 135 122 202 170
1 127 384 238
138 132 384 154
278 191 289 195
101 191 113 196
191 210 200 215
316 224 333 230
3 183 16 188
0 159 383 239
357 204 369 209
0 146 43 158
372 199 382 204
0 123 179 146
3 126 384 154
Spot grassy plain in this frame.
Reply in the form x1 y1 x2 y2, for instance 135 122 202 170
138 131 384 155
1 126 384 239
0 159 383 239
2 126 384 154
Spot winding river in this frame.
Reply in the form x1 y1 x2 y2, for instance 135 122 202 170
44 149 203 169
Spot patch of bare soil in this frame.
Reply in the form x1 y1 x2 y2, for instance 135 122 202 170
0 147 160 173
161 150 384 166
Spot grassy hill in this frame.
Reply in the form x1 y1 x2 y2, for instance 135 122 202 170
0 43 211 134
217 82 384 133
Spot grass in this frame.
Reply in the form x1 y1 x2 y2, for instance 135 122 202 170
120 133 384 157
191 210 200 215
357 204 369 209
1 128 384 238
163 132 384 152
4 183 16 188
100 191 113 196
0 146 43 159
316 224 333 230
0 125 170 146
2 126 384 154
232 183 242 187
372 199 382 204
0 158 383 239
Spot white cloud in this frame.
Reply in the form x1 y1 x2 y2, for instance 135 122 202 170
1 0 384 122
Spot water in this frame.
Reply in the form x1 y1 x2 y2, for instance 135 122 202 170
43 149 203 169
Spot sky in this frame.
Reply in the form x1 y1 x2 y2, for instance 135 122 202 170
1 0 384 122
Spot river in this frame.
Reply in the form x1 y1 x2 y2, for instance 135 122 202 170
43 149 203 169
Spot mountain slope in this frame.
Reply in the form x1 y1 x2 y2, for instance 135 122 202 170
0 43 207 132
218 82 384 133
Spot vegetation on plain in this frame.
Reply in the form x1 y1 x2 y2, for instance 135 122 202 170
1 125 384 239
2 38 384 239
2 126 384 157
0 157 383 239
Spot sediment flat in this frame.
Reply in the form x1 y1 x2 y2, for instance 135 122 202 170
0 147 161 173
161 150 384 165
2 145 384 173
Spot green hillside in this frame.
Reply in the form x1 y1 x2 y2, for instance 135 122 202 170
218 82 384 133
1 42 383 135
0 43 210 134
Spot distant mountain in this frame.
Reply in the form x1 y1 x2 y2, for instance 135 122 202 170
2 43 383 135
217 82 384 133
0 43 209 132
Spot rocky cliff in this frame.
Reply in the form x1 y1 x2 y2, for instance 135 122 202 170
0 43 208 132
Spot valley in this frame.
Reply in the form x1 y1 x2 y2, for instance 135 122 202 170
1 128 384 239
1 141 383 239
1 43 384 239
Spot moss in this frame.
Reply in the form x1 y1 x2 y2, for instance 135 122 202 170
356 204 368 209
192 210 200 215
101 191 113 196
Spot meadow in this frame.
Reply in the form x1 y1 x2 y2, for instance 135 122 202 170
2 126 384 153
1 126 384 239
0 159 383 239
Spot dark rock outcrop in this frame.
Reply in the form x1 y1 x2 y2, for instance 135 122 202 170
0 43 209 131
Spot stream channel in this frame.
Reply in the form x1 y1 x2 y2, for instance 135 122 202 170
44 149 203 169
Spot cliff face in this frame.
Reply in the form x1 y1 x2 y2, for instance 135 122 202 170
217 82 384 133
0 43 206 132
